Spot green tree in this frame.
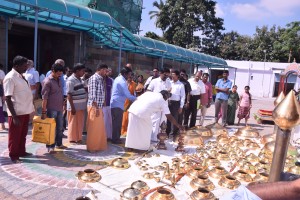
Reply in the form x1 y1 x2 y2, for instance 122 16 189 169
144 31 164 41
153 0 224 52
275 21 300 62
148 0 167 33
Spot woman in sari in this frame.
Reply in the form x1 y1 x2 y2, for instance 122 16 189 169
227 85 239 125
121 75 136 136
237 86 252 126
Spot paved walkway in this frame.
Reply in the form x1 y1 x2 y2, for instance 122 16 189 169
0 97 276 199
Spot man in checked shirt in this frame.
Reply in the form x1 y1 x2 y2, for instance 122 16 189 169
86 64 108 152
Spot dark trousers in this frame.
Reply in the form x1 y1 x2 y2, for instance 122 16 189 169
166 100 180 137
184 95 200 127
178 106 186 126
111 107 123 142
8 114 29 160
46 110 63 148
215 98 228 125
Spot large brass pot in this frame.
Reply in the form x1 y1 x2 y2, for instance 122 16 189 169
205 123 228 136
75 169 101 183
120 187 142 200
174 128 205 146
191 188 216 200
150 188 175 200
235 126 260 138
218 175 241 190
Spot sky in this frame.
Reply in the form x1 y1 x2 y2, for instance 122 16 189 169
139 0 300 37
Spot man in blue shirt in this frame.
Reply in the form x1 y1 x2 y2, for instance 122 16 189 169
110 67 136 144
214 70 232 127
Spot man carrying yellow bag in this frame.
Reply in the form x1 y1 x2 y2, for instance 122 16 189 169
41 62 66 152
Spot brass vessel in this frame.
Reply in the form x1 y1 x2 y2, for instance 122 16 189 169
253 172 269 182
288 162 300 175
120 187 142 200
140 166 148 171
232 170 253 182
188 167 207 179
150 188 175 200
191 188 216 200
263 141 275 153
273 90 300 130
240 162 256 174
245 142 260 150
131 180 149 193
235 126 260 138
111 158 130 169
205 123 228 136
154 165 165 171
205 157 221 167
261 134 275 144
217 151 230 161
218 175 241 190
143 172 154 179
208 166 229 179
190 174 215 191
255 160 270 171
75 169 101 183
246 153 259 163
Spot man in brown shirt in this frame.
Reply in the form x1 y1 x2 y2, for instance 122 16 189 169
41 63 65 152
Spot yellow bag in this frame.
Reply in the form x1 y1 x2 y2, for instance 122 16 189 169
32 116 56 145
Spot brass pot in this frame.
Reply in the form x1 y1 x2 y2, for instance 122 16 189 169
255 160 270 171
205 157 221 167
120 187 142 200
261 134 275 144
191 188 216 200
76 169 101 183
174 128 205 146
111 158 130 169
235 126 260 138
240 162 256 174
140 166 148 171
218 175 241 190
143 172 154 179
253 172 269 182
246 142 260 150
208 166 229 179
205 123 228 136
154 165 165 171
217 151 230 161
288 162 300 175
150 188 175 200
131 180 149 193
188 166 207 179
232 170 253 182
190 174 215 191
246 153 259 163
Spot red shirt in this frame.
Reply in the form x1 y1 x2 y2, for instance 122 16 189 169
201 81 212 106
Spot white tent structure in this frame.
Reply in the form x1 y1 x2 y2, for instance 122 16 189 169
226 60 297 98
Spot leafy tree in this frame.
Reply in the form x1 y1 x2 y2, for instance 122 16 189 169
152 0 224 52
144 31 165 41
148 0 167 33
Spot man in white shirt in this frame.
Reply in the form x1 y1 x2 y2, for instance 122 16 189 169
147 68 171 141
125 90 184 151
144 68 159 90
23 60 40 99
184 71 206 127
167 70 185 139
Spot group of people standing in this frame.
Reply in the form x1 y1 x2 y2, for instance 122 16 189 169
3 55 253 162
214 70 252 126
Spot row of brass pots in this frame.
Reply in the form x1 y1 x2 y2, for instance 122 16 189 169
121 186 176 200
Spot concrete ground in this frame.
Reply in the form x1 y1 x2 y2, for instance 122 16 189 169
0 97 276 200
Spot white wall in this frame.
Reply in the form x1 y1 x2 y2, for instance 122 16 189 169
226 60 290 98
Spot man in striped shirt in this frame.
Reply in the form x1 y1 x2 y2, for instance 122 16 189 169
66 63 87 144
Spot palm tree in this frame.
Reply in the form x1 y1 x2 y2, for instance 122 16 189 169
148 0 165 28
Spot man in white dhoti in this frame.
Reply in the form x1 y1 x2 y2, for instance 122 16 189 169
147 68 172 142
125 90 183 151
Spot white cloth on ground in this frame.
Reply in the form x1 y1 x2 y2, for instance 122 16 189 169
220 185 262 200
